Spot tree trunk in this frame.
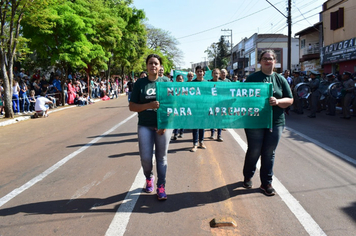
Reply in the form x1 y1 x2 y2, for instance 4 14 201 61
1 61 14 119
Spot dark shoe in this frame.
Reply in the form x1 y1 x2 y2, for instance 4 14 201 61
171 135 177 140
242 178 252 189
178 134 183 138
260 184 275 196
308 115 316 118
217 136 223 142
209 135 214 139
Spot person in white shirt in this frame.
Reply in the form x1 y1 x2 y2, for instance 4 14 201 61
34 91 53 117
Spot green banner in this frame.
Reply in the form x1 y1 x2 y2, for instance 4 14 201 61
173 70 213 81
156 82 273 129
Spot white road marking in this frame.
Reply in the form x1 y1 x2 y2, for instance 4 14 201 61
0 113 137 208
227 129 327 236
286 126 356 166
105 167 145 236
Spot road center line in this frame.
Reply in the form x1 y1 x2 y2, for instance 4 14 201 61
0 113 137 208
227 129 327 236
105 167 145 236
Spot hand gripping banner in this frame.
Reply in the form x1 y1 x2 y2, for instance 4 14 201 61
156 82 273 129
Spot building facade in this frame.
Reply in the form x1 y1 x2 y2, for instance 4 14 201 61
295 22 323 73
321 0 356 74
233 33 299 75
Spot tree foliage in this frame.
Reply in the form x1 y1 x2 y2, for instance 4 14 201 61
146 25 182 71
0 0 50 118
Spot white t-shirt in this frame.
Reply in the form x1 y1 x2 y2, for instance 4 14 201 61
35 96 50 111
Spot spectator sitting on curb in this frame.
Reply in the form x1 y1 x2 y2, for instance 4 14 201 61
45 89 57 109
33 90 53 118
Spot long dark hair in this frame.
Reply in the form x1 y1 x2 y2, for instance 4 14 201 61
146 54 162 65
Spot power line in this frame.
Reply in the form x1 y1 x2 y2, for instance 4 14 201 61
177 3 283 40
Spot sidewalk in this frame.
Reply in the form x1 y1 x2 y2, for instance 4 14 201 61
0 105 76 127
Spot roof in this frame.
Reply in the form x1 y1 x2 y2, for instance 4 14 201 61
294 22 322 37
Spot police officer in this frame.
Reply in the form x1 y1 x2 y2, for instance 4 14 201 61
292 71 304 114
325 73 338 116
308 70 321 118
341 71 355 119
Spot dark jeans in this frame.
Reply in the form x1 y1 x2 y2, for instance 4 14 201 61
20 93 30 112
211 129 222 137
12 94 20 113
192 129 205 145
137 125 172 187
173 129 184 136
243 126 284 186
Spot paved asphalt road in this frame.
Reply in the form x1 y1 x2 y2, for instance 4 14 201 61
0 96 355 236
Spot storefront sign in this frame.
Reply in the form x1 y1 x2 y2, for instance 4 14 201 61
321 37 356 64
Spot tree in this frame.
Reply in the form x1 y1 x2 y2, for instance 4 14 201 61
204 36 229 70
0 0 49 118
205 43 219 69
146 25 182 71
111 5 147 87
22 0 108 105
216 36 229 69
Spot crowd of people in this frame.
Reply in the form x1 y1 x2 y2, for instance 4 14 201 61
284 69 356 119
0 68 129 117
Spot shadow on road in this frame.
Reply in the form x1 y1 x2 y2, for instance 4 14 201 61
87 132 137 139
0 182 259 216
108 151 140 158
342 201 356 223
67 138 138 148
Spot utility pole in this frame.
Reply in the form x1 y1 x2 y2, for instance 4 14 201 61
266 0 292 71
221 29 233 74
287 0 292 72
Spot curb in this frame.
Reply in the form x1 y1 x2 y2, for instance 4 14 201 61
0 93 128 127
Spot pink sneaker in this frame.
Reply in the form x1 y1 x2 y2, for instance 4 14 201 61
145 176 154 193
156 184 167 200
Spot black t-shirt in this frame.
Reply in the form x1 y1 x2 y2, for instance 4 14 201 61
130 77 171 127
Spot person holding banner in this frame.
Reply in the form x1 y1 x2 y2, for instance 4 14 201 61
190 65 207 152
172 75 185 140
129 54 172 201
209 68 225 142
242 49 293 196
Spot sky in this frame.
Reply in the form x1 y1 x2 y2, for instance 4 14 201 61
132 0 326 69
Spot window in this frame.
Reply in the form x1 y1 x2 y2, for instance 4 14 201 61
301 39 305 49
330 8 344 30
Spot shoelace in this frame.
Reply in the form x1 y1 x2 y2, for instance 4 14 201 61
146 179 153 187
157 186 165 194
